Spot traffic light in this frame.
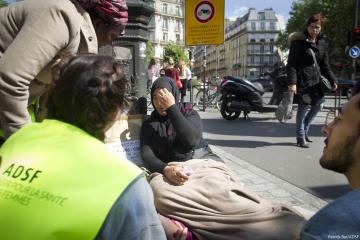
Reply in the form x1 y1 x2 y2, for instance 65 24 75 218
348 27 360 46
355 27 360 43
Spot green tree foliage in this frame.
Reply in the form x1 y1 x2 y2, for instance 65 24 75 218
145 41 154 64
276 0 353 66
0 0 8 7
163 42 189 66
276 31 289 51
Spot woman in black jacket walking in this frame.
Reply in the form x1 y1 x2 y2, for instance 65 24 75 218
287 13 337 148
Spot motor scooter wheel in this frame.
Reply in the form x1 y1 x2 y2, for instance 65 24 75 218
220 99 240 120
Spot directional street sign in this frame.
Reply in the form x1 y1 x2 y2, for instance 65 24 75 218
349 46 360 58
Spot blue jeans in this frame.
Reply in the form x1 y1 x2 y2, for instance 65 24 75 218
296 102 323 140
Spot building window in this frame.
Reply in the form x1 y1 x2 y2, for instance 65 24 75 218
260 22 265 30
258 13 265 20
163 32 168 42
176 34 180 42
270 21 276 30
251 22 256 31
162 18 168 29
162 3 167 14
175 20 180 31
260 44 264 53
175 6 180 16
270 44 274 53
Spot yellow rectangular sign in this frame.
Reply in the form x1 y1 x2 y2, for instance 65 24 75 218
185 0 225 46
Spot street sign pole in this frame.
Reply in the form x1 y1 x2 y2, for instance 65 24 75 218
202 46 207 112
352 0 359 80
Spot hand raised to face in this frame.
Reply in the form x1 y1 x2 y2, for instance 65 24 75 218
153 88 176 116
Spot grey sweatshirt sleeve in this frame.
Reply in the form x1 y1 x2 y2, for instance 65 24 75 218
0 1 78 137
96 175 166 240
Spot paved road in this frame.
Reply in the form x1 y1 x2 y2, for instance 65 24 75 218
196 94 351 202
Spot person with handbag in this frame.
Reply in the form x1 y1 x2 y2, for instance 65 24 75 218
287 13 337 148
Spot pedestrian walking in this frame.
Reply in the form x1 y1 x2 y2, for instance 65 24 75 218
147 58 160 90
0 0 128 139
179 60 191 103
164 57 182 90
287 13 337 148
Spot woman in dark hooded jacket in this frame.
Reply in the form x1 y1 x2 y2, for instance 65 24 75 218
287 13 337 148
140 76 219 186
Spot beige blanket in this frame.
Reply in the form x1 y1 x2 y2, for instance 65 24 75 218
150 159 305 240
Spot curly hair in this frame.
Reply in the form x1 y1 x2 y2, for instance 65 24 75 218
47 54 127 140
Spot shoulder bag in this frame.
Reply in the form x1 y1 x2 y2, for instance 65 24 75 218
309 49 332 92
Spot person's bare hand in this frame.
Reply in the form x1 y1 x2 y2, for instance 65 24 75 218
158 88 175 110
331 83 338 92
288 84 297 94
158 214 188 240
172 220 188 240
164 165 189 186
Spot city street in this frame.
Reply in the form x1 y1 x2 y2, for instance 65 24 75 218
196 93 351 202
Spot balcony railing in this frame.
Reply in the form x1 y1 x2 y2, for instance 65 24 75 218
156 9 182 18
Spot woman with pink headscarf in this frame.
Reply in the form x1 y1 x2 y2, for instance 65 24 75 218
0 0 128 140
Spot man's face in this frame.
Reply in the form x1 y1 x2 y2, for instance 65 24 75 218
94 19 124 46
320 94 360 173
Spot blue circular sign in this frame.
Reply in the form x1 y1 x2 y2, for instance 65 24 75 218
349 46 360 59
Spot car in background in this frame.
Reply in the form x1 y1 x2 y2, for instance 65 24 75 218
249 76 273 92
336 79 356 99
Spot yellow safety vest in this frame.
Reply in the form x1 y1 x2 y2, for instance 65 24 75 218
0 119 141 239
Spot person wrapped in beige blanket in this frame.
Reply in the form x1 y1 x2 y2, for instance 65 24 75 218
150 159 306 240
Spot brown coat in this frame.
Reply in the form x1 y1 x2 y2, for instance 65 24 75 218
0 0 98 137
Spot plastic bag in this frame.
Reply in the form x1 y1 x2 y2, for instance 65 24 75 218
275 92 294 123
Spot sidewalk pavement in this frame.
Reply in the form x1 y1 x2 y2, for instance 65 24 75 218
209 145 327 213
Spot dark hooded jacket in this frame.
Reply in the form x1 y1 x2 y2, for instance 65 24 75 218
140 76 207 173
286 31 337 105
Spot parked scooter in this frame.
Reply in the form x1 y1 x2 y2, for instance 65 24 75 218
219 76 278 120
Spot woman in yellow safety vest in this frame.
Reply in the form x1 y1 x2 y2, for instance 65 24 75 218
0 55 166 240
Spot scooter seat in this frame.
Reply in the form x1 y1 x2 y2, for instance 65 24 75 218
223 76 264 94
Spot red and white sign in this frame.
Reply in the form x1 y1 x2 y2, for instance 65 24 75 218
194 1 215 23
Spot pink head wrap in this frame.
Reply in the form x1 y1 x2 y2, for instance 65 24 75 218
78 0 128 26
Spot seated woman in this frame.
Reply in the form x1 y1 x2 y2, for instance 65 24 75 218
140 76 220 186
141 77 306 240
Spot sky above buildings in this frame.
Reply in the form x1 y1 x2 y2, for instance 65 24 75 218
225 0 295 30
5 0 294 30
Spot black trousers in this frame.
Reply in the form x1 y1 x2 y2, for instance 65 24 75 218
180 78 188 97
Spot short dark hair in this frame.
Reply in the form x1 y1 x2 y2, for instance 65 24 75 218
48 54 127 140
